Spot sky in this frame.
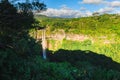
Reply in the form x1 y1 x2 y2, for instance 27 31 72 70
38 0 120 18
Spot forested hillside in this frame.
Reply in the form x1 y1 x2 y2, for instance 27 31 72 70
1 0 120 80
30 14 120 79
33 14 120 62
36 14 120 36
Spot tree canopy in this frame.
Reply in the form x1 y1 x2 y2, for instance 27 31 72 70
0 0 46 44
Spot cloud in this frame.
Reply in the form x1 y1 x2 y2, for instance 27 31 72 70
85 11 92 16
37 7 92 18
107 1 120 7
114 8 120 14
97 7 115 14
80 0 103 4
116 11 120 14
36 1 119 18
80 7 87 11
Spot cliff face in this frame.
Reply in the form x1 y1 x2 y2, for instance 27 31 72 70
33 29 89 41
30 28 116 45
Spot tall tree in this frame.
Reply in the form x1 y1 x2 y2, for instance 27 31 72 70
0 0 46 44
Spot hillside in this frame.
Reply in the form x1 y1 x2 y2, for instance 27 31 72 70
37 14 120 36
34 14 120 45
30 14 120 63
31 14 120 79
1 1 120 80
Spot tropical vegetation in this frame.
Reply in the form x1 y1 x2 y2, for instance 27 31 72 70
1 0 120 80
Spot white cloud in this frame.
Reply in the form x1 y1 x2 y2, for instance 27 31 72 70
97 7 114 14
80 7 87 11
85 11 92 16
37 7 92 18
81 0 103 4
107 1 120 7
116 11 120 15
36 0 119 18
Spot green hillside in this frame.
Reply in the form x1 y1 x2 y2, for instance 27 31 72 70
27 14 120 79
1 0 120 79
31 14 120 62
38 14 120 36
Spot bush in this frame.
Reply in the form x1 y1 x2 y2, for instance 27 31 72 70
0 49 75 80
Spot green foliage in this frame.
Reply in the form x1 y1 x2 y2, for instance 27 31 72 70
29 14 120 80
17 0 47 13
12 37 42 56
0 0 46 45
0 49 75 80
36 14 120 37
33 14 120 64
1 2 120 79
48 49 120 80
1 47 120 80
47 38 120 64
81 39 92 46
